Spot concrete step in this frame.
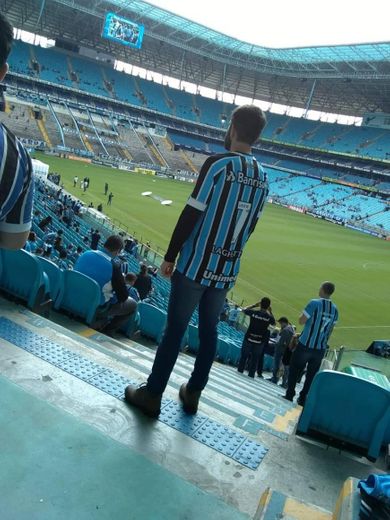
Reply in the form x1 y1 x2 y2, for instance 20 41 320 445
255 488 331 520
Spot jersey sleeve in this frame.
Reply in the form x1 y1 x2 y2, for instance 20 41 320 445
243 309 255 317
0 136 34 233
187 156 223 212
303 299 316 319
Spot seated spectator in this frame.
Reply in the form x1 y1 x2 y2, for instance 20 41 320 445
134 263 153 300
125 272 140 302
74 235 137 335
35 247 44 256
24 231 38 253
70 245 83 264
56 250 70 270
38 216 52 232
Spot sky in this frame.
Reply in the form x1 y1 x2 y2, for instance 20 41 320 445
148 0 390 48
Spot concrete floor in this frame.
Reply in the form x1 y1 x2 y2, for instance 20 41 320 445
0 299 384 518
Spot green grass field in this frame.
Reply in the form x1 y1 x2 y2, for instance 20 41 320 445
34 153 390 349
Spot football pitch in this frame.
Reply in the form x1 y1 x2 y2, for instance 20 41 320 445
35 153 389 349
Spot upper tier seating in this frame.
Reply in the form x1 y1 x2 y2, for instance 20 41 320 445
8 40 390 161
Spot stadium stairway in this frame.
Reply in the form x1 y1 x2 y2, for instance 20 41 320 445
36 114 52 148
0 297 382 519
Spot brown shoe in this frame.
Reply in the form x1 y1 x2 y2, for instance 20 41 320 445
179 383 201 415
124 384 162 418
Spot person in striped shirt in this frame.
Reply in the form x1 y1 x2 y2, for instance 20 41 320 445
0 13 34 249
284 281 339 406
125 104 268 417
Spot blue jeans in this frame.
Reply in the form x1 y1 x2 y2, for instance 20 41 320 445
286 342 326 400
147 271 228 395
271 347 284 382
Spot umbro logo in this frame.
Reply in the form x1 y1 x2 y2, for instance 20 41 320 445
226 171 236 182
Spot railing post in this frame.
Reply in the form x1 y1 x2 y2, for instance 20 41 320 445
334 346 345 371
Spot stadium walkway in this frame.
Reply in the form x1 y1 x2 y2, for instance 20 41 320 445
0 298 383 518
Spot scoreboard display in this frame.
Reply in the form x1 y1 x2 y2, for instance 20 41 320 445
102 12 144 49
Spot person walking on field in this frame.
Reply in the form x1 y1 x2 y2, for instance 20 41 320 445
284 281 338 406
104 182 109 196
124 105 269 417
107 192 113 205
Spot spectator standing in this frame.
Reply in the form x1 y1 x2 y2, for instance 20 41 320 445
57 250 70 270
90 229 101 251
284 282 338 406
124 105 268 417
237 297 275 378
268 317 294 384
133 263 153 300
228 304 240 328
74 235 137 335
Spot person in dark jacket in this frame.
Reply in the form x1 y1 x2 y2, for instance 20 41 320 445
133 263 153 300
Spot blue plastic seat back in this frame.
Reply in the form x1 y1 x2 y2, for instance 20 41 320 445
188 324 200 353
55 270 101 325
0 249 44 309
138 302 167 343
120 310 141 338
228 343 242 366
297 370 390 460
37 257 63 301
217 338 231 364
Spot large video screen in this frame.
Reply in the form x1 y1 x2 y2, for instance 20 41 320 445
102 12 144 49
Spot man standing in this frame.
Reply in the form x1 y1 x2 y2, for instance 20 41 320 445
90 229 101 251
104 182 109 196
125 105 268 417
107 192 113 205
284 281 338 406
0 14 34 250
228 304 240 328
74 235 137 335
237 298 275 378
268 317 294 384
73 175 78 187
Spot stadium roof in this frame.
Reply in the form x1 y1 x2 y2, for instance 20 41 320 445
5 0 390 115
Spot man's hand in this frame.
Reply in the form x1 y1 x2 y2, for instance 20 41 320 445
161 261 175 278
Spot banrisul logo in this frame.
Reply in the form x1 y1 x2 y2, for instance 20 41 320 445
226 170 236 182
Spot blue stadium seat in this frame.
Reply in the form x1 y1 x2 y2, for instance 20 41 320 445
297 370 390 461
37 257 63 301
228 343 241 366
188 324 200 354
217 338 232 364
54 271 101 325
0 249 47 309
138 302 167 343
121 310 141 338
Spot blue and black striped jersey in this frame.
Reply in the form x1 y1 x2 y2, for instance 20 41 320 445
0 123 34 234
176 152 268 289
300 298 339 350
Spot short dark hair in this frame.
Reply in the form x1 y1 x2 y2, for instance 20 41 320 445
0 14 13 68
321 282 335 296
231 105 266 145
278 317 289 324
104 235 123 252
260 297 271 309
59 250 67 259
125 272 137 283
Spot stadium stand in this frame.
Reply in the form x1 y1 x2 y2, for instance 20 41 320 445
7 40 390 162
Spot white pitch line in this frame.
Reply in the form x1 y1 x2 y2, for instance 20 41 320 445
336 325 390 329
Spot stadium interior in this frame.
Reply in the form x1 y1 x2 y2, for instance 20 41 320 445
0 1 389 518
